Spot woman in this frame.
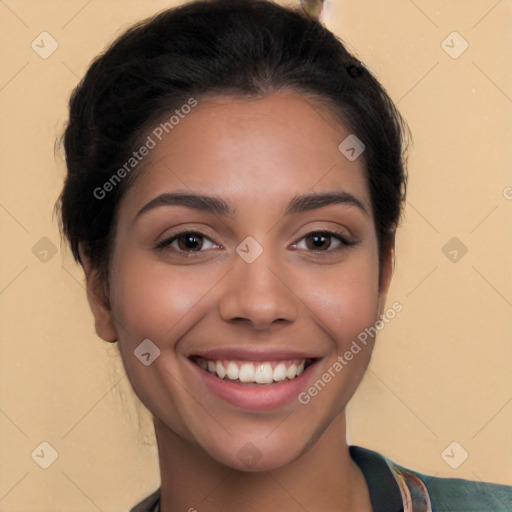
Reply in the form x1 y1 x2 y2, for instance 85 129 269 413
56 0 512 510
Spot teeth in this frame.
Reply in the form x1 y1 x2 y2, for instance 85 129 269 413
255 363 273 384
195 357 310 384
286 363 298 380
239 363 255 382
215 360 227 379
226 361 239 380
273 363 287 382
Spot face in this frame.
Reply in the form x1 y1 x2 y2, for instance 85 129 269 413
86 91 393 471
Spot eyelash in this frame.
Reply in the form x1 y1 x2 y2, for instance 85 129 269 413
155 229 357 257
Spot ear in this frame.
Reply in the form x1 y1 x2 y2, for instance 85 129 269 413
79 244 118 343
377 236 395 317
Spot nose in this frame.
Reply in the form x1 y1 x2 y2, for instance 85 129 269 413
218 250 299 331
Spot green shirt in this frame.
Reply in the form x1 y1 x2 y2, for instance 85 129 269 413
130 445 512 511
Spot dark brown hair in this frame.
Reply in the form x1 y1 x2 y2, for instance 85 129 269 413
56 0 408 282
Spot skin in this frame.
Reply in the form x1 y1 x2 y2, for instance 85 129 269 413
81 91 394 512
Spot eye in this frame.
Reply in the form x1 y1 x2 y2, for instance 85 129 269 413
156 229 355 256
293 230 355 252
156 230 219 254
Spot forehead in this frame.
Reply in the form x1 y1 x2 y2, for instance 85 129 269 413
120 91 371 218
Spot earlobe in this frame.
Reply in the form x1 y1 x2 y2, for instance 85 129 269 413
78 244 118 343
377 238 395 317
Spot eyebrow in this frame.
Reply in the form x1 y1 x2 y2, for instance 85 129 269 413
285 191 367 216
135 190 368 220
136 192 233 219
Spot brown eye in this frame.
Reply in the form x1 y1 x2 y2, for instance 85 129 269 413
294 231 355 253
176 233 204 251
305 233 332 251
156 231 218 254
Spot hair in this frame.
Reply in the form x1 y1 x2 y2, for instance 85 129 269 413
56 0 408 284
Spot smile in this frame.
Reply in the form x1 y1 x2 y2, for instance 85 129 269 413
192 357 314 384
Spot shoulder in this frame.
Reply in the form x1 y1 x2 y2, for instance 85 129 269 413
404 468 512 512
131 448 512 512
129 487 160 512
390 457 512 511
351 444 512 512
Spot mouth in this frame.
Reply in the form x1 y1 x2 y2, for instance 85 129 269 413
187 349 321 410
190 356 316 385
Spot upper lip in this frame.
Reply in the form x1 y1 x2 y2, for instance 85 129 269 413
187 348 320 361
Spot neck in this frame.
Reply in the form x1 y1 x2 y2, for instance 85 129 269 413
154 414 372 512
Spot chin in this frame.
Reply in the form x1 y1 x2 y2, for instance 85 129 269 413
209 441 304 473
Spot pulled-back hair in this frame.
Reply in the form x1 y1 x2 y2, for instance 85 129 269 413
56 0 408 282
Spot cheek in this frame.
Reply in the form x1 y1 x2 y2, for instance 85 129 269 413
301 251 381 345
288 251 381 431
111 241 381 347
109 251 214 344
108 251 214 435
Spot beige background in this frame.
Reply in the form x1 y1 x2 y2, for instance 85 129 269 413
0 0 511 510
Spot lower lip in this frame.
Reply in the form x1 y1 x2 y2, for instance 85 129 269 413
189 359 318 411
